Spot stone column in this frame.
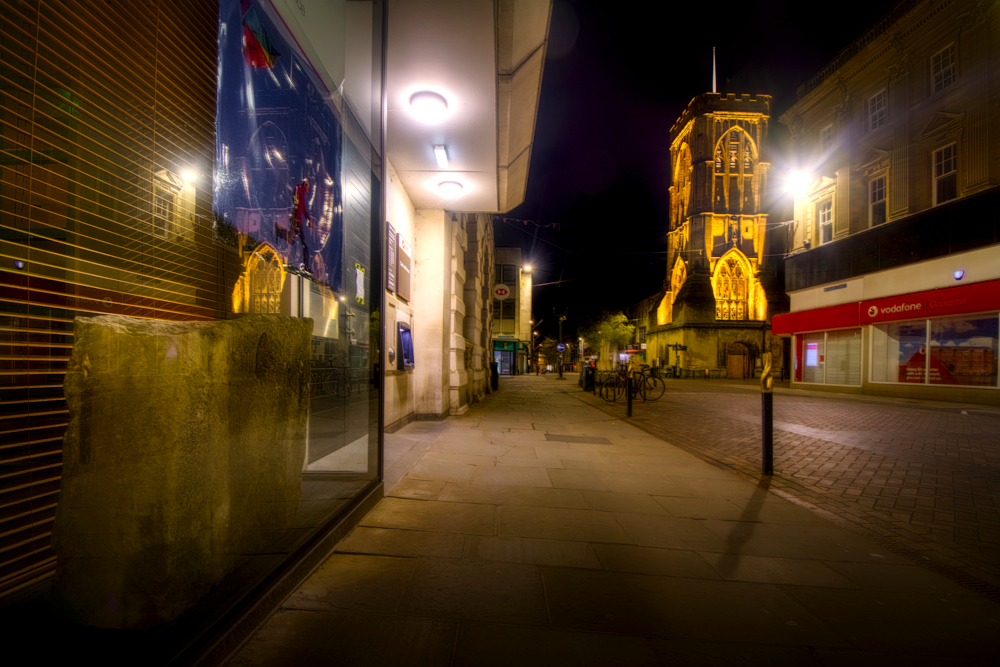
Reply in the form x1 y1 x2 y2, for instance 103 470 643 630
412 208 451 418
958 3 992 194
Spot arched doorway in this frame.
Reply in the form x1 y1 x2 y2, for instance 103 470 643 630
727 341 751 379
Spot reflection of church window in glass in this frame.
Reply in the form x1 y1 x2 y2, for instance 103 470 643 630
249 252 283 314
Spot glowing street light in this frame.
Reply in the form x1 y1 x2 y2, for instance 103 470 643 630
785 169 811 197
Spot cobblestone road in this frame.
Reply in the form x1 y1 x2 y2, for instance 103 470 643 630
570 377 1000 598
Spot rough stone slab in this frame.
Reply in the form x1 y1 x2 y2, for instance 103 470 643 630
52 314 311 628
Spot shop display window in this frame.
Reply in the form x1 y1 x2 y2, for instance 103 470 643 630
871 314 999 387
872 321 928 383
930 316 998 386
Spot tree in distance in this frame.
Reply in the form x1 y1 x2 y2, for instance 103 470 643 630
578 311 635 369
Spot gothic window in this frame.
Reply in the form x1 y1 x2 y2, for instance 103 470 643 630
714 257 748 321
713 128 756 214
674 144 692 222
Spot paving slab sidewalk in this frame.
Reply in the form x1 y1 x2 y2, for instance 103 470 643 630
229 375 1000 666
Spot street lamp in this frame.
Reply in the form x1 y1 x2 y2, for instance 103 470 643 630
557 314 567 380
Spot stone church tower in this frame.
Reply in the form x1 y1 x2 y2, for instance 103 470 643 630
643 92 787 378
661 93 772 325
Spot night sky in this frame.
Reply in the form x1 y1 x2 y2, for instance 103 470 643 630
498 0 899 341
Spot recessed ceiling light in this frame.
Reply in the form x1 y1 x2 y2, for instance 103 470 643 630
437 181 463 198
954 269 965 280
409 91 448 123
433 145 448 168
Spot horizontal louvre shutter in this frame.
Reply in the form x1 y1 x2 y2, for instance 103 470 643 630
0 0 224 598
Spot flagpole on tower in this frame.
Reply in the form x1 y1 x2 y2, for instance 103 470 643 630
712 47 717 93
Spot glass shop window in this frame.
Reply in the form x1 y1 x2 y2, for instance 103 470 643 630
872 315 999 386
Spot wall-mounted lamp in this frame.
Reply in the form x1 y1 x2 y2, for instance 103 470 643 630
785 170 810 196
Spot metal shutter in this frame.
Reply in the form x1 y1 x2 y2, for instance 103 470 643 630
0 0 224 599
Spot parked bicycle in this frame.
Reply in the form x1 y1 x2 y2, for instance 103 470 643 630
600 364 665 402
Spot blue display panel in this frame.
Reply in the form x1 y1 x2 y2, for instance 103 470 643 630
214 0 343 291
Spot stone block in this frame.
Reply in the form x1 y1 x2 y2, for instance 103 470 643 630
51 314 312 629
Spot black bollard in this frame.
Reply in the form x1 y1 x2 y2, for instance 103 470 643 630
760 352 774 475
626 373 633 417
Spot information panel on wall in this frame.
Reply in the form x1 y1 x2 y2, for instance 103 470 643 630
386 222 397 295
397 234 412 302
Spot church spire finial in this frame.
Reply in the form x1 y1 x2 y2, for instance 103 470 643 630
712 47 717 93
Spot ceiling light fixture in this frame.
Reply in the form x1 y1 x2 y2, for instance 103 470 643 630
409 91 448 123
433 145 448 168
437 181 463 198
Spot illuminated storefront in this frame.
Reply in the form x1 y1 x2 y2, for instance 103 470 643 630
775 278 1000 401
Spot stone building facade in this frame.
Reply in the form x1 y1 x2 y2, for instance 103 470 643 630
492 246 532 375
774 0 1000 405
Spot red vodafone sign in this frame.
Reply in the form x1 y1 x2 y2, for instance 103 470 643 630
774 278 1000 334
493 284 512 300
860 279 1000 324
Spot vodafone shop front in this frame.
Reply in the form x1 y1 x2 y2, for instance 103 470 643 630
772 279 1000 404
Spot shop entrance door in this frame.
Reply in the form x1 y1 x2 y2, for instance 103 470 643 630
494 350 514 374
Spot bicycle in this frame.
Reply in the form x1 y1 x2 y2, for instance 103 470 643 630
600 364 665 402
637 364 665 400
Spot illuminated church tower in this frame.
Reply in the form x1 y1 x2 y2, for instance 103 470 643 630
641 92 787 379
660 93 772 326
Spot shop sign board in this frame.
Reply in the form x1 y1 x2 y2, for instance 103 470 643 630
859 279 1000 325
772 302 858 335
493 284 511 300
774 278 1000 334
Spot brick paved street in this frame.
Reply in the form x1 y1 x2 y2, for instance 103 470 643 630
571 376 1000 597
